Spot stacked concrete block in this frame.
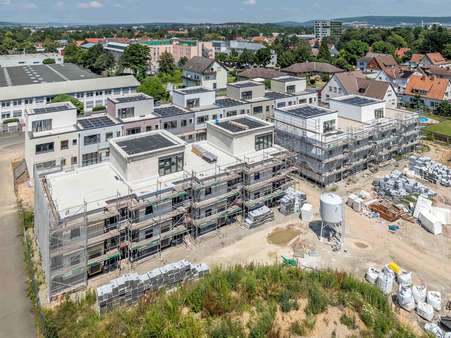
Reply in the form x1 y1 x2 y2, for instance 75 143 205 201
409 156 451 187
279 187 306 215
96 260 209 314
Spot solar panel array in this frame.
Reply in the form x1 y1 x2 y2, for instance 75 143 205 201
78 116 116 129
154 105 189 118
264 91 291 100
33 104 73 114
340 96 378 106
217 117 266 133
285 106 331 119
274 76 302 83
179 87 211 95
115 94 149 103
230 81 261 88
116 134 176 155
215 98 243 108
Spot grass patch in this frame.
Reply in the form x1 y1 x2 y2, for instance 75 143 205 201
340 313 357 330
425 120 451 137
42 265 421 338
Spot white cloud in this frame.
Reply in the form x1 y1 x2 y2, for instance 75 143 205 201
243 0 256 5
78 0 103 9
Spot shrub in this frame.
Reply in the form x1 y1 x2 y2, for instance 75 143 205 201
340 313 357 329
210 318 245 338
278 289 299 313
305 284 328 315
249 304 276 338
92 105 106 112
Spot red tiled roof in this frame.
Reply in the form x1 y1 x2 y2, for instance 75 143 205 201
410 53 424 64
405 75 449 100
425 52 447 65
395 48 410 58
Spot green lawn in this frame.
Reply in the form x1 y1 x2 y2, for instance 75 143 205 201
420 112 449 122
425 119 451 137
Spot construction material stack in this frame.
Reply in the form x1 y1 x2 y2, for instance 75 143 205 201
245 205 274 228
96 260 209 314
279 187 306 215
409 156 451 187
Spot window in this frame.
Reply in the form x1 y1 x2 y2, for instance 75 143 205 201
163 120 177 129
266 105 270 112
158 153 184 176
83 134 100 145
241 91 253 100
205 209 212 217
70 255 80 266
82 152 100 166
24 98 33 105
12 99 22 106
70 228 80 239
1 101 10 107
75 92 84 99
1 112 10 119
254 172 260 180
118 107 134 119
113 88 121 95
145 205 153 215
95 90 103 96
72 139 77 145
323 120 336 133
226 110 237 117
71 156 77 165
197 115 209 124
32 119 52 132
106 132 113 140
144 229 153 239
146 126 152 132
86 92 94 97
375 108 384 119
35 97 44 103
60 140 68 150
205 186 212 195
186 98 200 108
36 142 54 154
36 160 56 170
105 150 110 157
13 110 22 117
86 101 94 109
255 133 273 151
277 102 286 108
126 127 141 135
181 119 187 127
286 85 296 94
105 89 112 95
116 131 121 137
253 106 263 114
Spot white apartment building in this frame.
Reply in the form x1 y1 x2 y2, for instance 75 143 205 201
182 56 228 90
0 53 63 67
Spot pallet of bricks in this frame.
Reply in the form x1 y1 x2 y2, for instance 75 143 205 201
96 260 209 314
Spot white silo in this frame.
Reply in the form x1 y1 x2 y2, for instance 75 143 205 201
319 193 345 249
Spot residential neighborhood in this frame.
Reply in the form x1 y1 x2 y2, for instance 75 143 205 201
0 4 450 338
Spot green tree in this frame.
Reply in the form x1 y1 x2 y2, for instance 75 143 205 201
277 50 296 68
120 44 150 79
238 49 256 67
177 56 189 68
43 38 58 52
82 44 114 74
318 38 331 62
138 76 169 102
371 41 395 55
159 51 176 74
387 33 407 48
341 40 369 65
63 43 82 64
43 58 56 64
51 94 84 115
444 43 451 59
436 101 451 117
255 47 272 66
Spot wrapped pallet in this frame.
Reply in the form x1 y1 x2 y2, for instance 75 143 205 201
416 301 434 321
412 284 427 304
427 291 442 311
300 203 313 222
419 209 443 235
397 285 415 312
365 267 380 284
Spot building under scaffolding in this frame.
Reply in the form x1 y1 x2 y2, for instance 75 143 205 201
34 115 295 300
274 95 420 186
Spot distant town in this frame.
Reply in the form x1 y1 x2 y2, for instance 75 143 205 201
0 15 450 338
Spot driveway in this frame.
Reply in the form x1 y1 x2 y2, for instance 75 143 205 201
0 134 35 337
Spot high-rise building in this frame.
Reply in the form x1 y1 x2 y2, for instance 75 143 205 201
314 20 343 39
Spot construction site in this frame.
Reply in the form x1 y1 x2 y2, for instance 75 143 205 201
33 116 296 300
274 95 420 186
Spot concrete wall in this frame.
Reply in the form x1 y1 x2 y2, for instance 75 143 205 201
329 99 385 123
172 89 215 108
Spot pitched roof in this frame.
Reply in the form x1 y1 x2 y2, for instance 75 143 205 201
334 72 392 100
405 74 449 100
395 47 410 58
282 62 343 74
425 52 448 66
410 53 424 64
423 65 451 78
380 65 414 80
238 67 287 80
365 52 398 68
182 56 216 74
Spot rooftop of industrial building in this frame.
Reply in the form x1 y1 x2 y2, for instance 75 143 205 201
212 116 271 133
330 95 383 106
277 104 335 119
0 63 99 88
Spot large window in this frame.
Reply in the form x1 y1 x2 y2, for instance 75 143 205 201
82 152 100 166
226 110 237 117
84 134 100 145
286 85 296 94
255 133 273 151
197 115 209 124
253 106 263 114
241 91 253 100
36 160 56 170
186 98 200 108
126 127 141 135
375 108 384 119
158 153 184 176
35 142 54 154
118 107 134 119
323 120 336 133
32 119 52 132
163 120 177 129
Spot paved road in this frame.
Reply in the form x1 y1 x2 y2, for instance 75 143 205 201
0 134 35 338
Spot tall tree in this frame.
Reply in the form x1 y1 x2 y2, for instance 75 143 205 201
120 44 150 79
371 41 395 55
318 38 331 62
159 51 176 74
238 49 256 67
82 44 114 74
138 76 168 102
177 56 188 68
255 47 272 66
51 94 84 115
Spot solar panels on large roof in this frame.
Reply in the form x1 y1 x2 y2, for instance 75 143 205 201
33 104 73 114
273 76 302 83
116 134 176 155
178 87 211 95
264 91 291 100
217 117 266 133
215 98 243 108
78 116 116 129
339 96 378 106
115 94 149 103
283 105 332 119
154 105 189 118
230 81 261 88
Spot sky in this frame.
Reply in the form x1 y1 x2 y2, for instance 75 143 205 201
1 0 451 24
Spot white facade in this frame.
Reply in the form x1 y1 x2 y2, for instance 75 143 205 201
172 88 216 108
329 96 386 123
182 61 228 90
0 53 63 67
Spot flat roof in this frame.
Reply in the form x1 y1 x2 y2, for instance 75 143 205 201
176 87 213 95
116 133 177 155
113 94 151 103
0 63 99 87
154 105 190 118
333 95 381 106
229 81 262 89
78 115 116 129
280 105 334 119
273 76 304 82
264 91 292 100
216 116 267 133
31 103 74 115
215 97 245 108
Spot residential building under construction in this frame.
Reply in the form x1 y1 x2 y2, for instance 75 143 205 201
274 95 420 186
34 115 294 300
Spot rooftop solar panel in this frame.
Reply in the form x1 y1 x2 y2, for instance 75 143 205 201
264 91 291 100
217 117 266 133
230 81 261 88
273 76 302 82
178 87 212 94
154 105 190 118
215 98 243 108
116 134 176 155
33 104 73 114
282 105 332 119
339 96 378 106
78 116 116 129
115 94 149 103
